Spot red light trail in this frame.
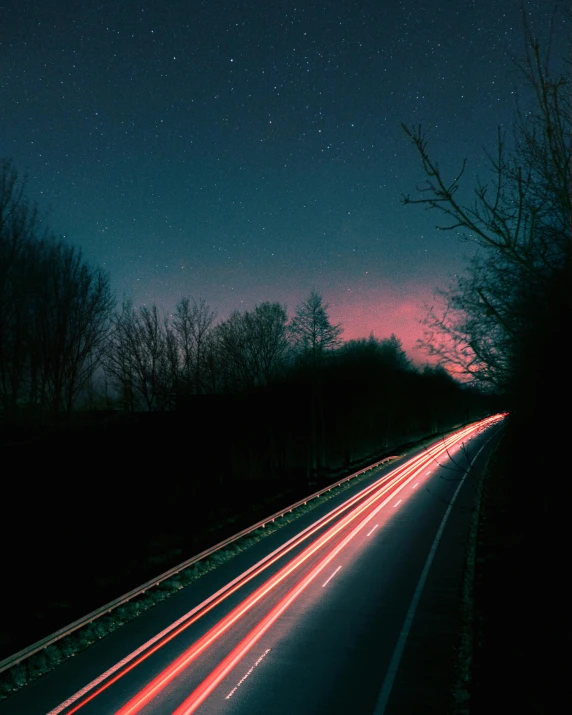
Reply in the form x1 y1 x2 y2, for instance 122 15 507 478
113 416 502 715
54 415 504 715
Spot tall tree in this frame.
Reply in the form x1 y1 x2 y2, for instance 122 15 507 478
32 239 114 415
289 290 343 368
289 291 343 474
247 302 291 386
0 159 41 413
172 297 217 395
105 301 178 411
216 302 289 390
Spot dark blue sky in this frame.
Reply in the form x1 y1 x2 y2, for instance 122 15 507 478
1 0 568 361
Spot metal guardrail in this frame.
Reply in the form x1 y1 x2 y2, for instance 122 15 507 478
0 454 399 676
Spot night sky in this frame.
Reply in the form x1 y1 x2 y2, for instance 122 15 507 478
1 0 568 361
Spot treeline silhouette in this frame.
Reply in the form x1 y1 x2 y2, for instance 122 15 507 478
0 158 496 659
0 347 493 659
0 158 113 420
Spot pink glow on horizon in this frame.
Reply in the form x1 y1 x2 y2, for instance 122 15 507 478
326 284 435 366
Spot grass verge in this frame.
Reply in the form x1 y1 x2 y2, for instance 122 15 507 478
450 427 506 714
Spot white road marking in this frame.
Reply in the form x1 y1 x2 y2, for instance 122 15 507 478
412 483 419 489
225 648 271 699
46 421 498 715
321 565 342 588
393 499 402 507
367 524 379 536
372 434 495 715
46 473 392 715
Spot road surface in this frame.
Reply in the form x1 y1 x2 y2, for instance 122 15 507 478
0 415 504 715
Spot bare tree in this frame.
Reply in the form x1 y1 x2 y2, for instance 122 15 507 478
247 302 291 386
216 302 290 391
105 301 178 411
403 38 570 394
0 159 114 418
0 160 41 413
31 239 114 416
172 297 217 394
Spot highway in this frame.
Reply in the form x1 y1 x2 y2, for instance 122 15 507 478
1 415 504 715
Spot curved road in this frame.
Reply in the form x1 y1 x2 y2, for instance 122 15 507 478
1 415 505 715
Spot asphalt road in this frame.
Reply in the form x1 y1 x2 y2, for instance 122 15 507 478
1 415 504 715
